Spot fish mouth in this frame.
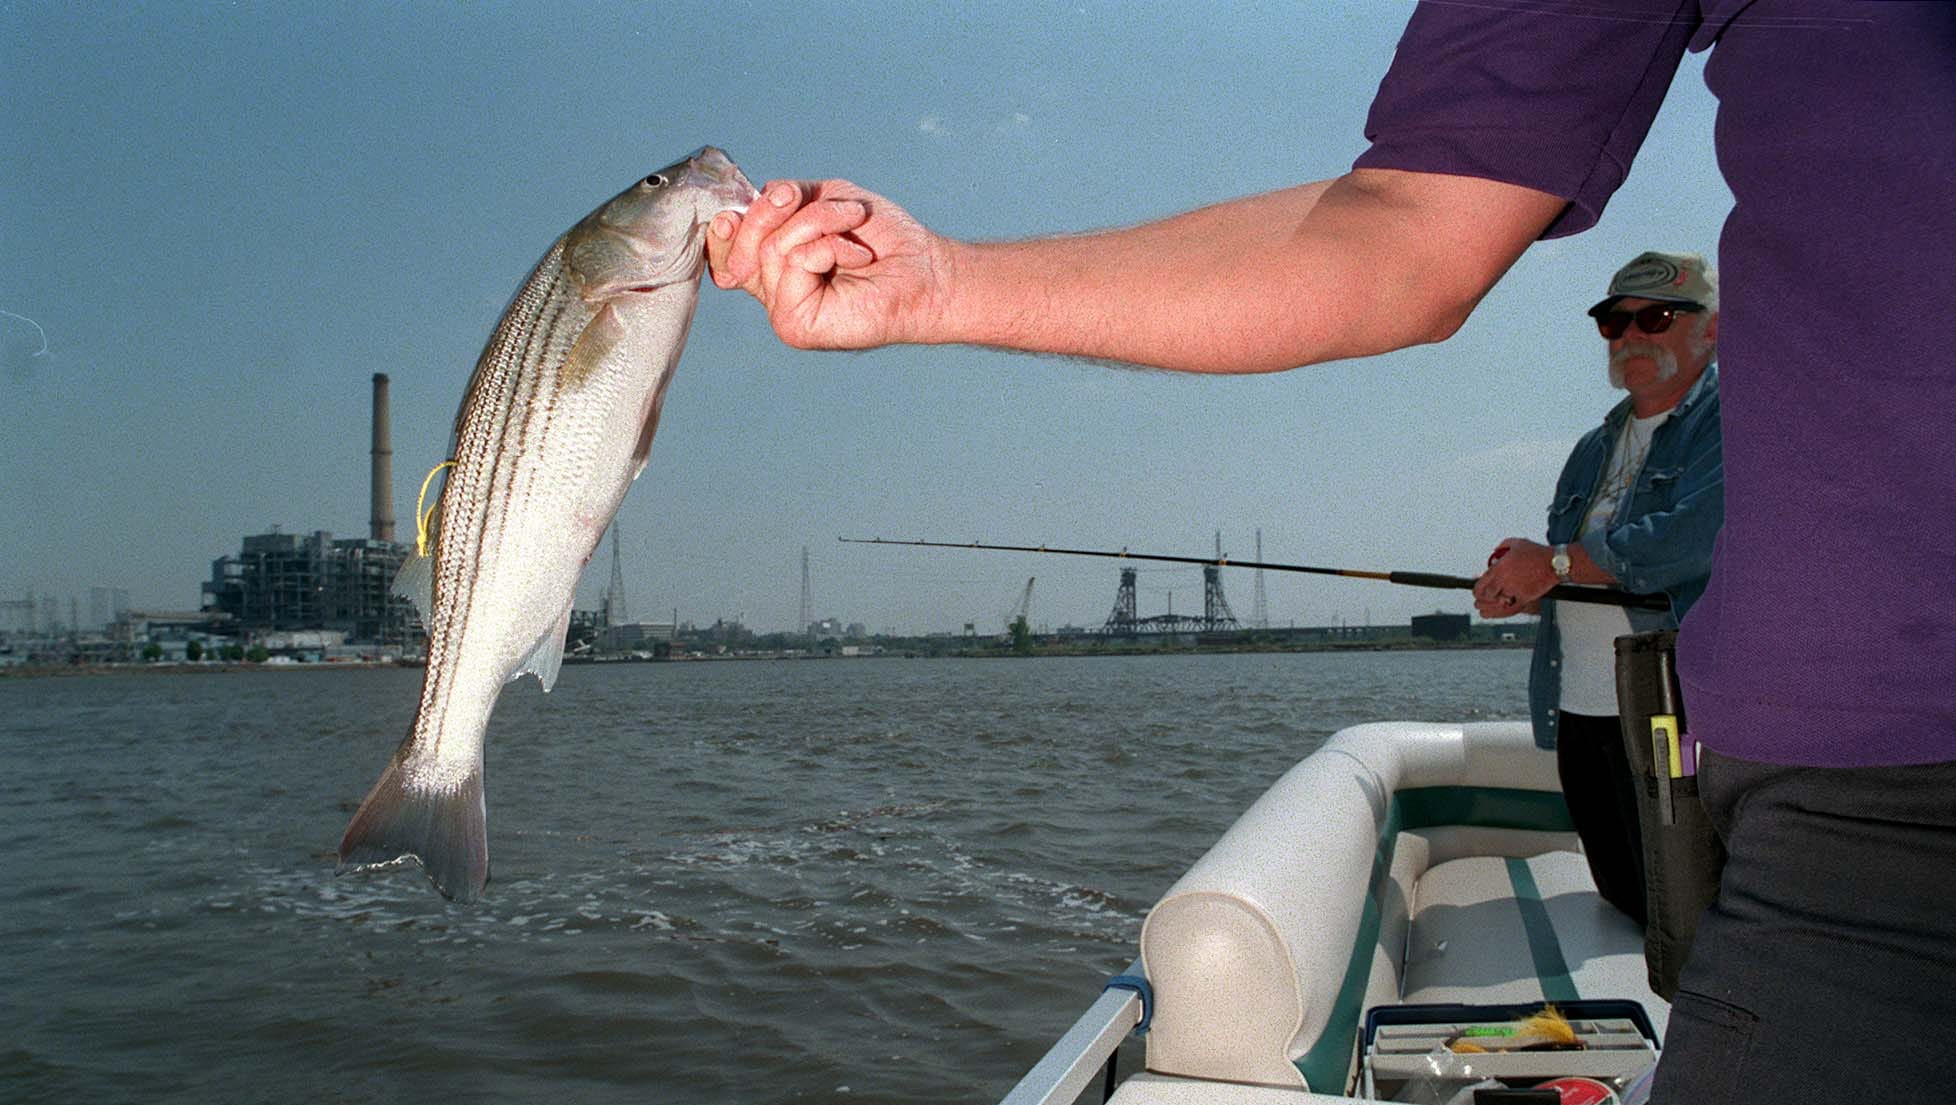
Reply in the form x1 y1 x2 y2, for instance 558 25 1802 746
686 145 759 214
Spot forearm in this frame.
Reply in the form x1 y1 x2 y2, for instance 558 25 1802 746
931 170 1565 373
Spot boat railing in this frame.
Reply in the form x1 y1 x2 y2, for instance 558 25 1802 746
997 959 1143 1105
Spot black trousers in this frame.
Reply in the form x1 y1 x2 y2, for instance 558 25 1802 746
1556 711 1648 927
1652 750 1956 1104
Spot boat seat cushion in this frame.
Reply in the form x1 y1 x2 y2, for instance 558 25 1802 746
1401 851 1659 1031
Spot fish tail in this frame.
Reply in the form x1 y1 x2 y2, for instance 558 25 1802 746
337 757 489 903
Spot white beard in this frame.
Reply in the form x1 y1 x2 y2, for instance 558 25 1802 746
1609 341 1679 389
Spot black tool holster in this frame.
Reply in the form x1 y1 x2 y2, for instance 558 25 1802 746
1613 629 1726 1001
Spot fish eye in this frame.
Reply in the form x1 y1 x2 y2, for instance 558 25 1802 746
643 173 670 188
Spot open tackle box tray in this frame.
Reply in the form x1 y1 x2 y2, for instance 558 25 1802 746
1357 1000 1660 1101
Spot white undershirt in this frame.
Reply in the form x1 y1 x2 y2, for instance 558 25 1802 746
1556 410 1669 715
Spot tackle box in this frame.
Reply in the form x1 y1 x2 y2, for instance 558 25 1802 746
1357 1000 1660 1101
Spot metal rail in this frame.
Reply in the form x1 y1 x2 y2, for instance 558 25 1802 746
997 961 1144 1105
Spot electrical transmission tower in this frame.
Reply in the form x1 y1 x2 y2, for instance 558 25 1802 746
798 545 812 638
603 524 628 626
1251 528 1270 630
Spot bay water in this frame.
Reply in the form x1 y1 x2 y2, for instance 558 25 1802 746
0 650 1526 1104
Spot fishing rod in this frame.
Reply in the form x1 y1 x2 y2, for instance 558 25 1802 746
839 537 1670 611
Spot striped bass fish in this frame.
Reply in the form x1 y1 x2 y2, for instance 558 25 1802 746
337 147 756 902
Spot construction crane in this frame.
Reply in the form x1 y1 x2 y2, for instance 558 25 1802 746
1005 576 1035 636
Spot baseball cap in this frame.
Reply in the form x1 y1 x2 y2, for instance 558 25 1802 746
1590 251 1715 313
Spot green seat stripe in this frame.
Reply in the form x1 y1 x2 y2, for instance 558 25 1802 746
1505 856 1579 1005
1292 785 1574 1093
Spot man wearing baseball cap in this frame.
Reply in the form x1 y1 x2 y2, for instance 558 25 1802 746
1475 251 1724 927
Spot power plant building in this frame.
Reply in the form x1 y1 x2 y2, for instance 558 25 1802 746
199 373 418 646
201 531 417 644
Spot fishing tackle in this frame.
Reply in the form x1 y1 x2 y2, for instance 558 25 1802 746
413 460 455 557
840 537 1669 611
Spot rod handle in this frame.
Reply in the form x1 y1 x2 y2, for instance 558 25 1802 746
1385 571 1477 590
1544 583 1670 611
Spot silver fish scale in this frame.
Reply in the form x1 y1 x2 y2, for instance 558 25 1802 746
340 147 756 902
409 246 596 788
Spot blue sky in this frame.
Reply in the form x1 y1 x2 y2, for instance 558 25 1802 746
1 2 1729 635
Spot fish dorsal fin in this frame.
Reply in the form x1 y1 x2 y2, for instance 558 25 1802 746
391 551 436 625
512 605 573 692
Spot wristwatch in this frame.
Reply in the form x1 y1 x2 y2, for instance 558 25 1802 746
1550 544 1573 583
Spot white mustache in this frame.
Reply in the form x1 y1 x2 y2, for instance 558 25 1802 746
1608 340 1679 388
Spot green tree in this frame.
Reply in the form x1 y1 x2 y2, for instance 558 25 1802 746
223 644 245 661
185 639 203 662
141 643 163 662
1009 615 1034 656
246 645 269 663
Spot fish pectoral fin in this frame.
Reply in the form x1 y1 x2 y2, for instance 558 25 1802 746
512 605 573 692
561 302 627 389
338 757 489 903
391 552 436 624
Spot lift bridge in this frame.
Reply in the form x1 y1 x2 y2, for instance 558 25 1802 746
1099 534 1240 636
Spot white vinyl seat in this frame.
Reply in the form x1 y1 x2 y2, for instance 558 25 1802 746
1401 850 1660 1038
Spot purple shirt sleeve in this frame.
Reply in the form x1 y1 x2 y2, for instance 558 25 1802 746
1354 1 1698 239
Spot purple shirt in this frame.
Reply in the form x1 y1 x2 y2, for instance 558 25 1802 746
1357 1 1956 767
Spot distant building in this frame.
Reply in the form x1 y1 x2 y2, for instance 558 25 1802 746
109 610 235 647
201 530 417 644
1411 612 1471 641
89 587 130 631
594 621 675 653
0 595 34 636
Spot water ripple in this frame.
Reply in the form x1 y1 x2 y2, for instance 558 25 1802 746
0 651 1527 1104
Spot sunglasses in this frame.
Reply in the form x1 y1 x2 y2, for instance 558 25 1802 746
1588 301 1706 341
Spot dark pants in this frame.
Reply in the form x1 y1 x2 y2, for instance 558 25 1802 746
1557 711 1647 927
1652 750 1956 1104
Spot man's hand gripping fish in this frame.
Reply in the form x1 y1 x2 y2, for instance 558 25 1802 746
337 148 756 902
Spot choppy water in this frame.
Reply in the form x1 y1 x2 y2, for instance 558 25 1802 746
0 650 1526 1105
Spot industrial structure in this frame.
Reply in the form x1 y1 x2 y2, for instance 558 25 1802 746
1099 535 1242 635
369 372 396 543
799 545 813 639
198 373 416 648
1005 577 1035 636
1250 529 1270 630
201 529 414 644
602 524 629 626
1410 612 1471 641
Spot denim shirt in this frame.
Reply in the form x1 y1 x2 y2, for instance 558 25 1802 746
1529 364 1723 749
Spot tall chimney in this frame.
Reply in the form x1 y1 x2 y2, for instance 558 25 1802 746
370 373 396 542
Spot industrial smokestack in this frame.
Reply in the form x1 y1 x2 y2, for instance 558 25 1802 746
370 373 396 542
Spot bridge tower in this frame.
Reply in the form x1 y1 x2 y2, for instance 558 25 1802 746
1102 568 1139 634
1203 532 1240 631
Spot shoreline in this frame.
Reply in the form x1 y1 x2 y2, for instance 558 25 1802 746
0 638 1528 679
